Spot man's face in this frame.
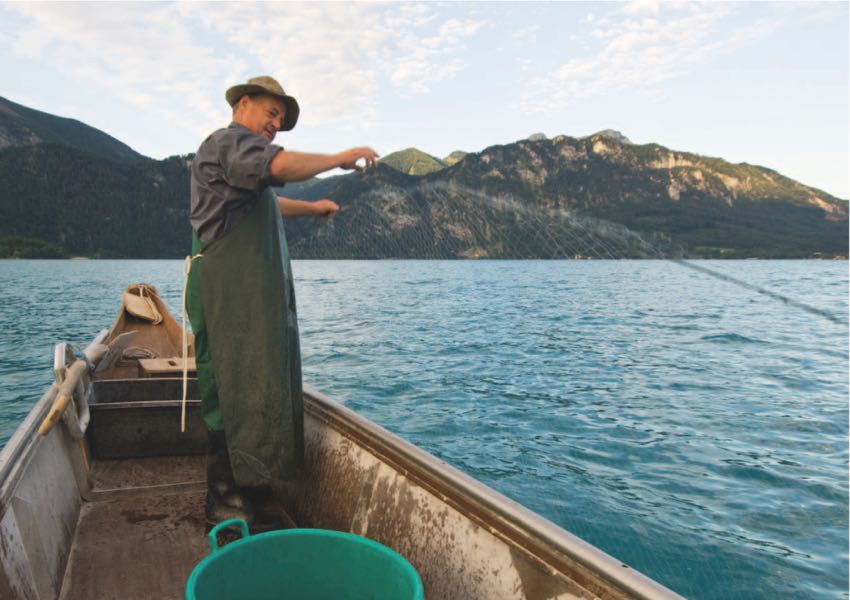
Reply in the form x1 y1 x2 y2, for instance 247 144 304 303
236 94 286 141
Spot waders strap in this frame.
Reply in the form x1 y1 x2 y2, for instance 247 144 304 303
181 253 204 433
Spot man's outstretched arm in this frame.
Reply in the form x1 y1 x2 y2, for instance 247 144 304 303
277 197 339 219
269 147 379 183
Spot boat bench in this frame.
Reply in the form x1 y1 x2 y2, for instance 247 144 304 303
87 377 206 460
138 357 197 378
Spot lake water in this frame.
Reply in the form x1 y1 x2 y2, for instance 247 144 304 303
0 259 847 599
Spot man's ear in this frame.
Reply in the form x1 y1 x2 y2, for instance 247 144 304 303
233 95 250 116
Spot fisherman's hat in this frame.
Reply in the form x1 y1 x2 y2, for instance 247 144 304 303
226 75 300 131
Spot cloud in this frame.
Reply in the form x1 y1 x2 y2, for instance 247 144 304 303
390 16 487 94
513 24 541 42
0 1 486 147
622 0 663 16
517 2 781 114
384 3 439 29
185 4 486 101
437 18 486 41
2 2 243 139
516 58 533 73
175 2 393 125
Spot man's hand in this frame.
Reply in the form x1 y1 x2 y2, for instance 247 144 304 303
270 147 380 182
338 147 379 171
313 199 339 220
278 196 339 219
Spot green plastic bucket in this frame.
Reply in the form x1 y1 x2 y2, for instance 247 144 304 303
186 519 424 600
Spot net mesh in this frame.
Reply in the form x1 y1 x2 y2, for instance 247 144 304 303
285 181 845 325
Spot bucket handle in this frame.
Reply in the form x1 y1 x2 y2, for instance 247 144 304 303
208 519 250 552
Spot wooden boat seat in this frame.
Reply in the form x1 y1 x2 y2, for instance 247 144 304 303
138 357 197 378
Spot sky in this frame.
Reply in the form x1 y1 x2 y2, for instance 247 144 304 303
1 1 847 198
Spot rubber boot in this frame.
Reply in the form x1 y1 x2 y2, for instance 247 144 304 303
241 485 291 533
205 430 255 528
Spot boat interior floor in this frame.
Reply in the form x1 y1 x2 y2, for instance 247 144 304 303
89 455 206 492
59 456 208 600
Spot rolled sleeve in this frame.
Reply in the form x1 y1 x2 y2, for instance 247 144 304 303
218 127 282 191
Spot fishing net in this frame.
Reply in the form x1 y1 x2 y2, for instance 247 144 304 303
285 179 845 324
281 177 848 599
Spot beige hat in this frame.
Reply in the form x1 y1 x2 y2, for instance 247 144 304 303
225 75 300 131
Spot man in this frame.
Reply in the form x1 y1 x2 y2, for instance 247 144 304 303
187 75 378 527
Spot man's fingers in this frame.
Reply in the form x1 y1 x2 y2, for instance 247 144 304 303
325 205 339 220
366 148 379 167
341 147 379 171
355 148 379 169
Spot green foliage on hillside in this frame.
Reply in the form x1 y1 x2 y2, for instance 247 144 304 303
0 144 190 257
443 151 468 166
381 148 446 175
0 236 66 258
0 96 145 164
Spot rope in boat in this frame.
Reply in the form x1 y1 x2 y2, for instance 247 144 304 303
181 253 203 433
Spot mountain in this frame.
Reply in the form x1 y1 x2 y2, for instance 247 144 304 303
283 133 848 259
0 142 190 257
0 98 186 257
274 173 348 202
0 96 144 164
443 151 467 166
588 129 632 144
0 99 845 259
380 148 445 175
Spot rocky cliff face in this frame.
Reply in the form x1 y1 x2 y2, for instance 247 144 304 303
0 97 845 258
285 133 847 259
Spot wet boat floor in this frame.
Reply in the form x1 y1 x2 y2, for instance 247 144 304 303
60 490 208 600
60 456 209 600
88 455 206 490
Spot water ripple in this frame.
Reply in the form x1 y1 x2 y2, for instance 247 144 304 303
0 259 847 600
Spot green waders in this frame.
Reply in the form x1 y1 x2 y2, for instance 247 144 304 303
186 187 304 487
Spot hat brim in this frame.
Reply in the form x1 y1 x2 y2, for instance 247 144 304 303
225 84 300 131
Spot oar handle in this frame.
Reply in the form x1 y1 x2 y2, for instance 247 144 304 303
37 393 71 435
38 360 87 436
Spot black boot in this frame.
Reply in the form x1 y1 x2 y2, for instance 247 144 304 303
206 430 255 527
241 485 292 533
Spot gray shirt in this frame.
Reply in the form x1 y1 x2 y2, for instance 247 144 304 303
190 122 283 244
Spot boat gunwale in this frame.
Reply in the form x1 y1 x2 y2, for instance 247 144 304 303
0 331 109 518
0 381 59 517
303 384 684 600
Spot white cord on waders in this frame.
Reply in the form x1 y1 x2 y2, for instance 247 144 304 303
181 253 203 433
